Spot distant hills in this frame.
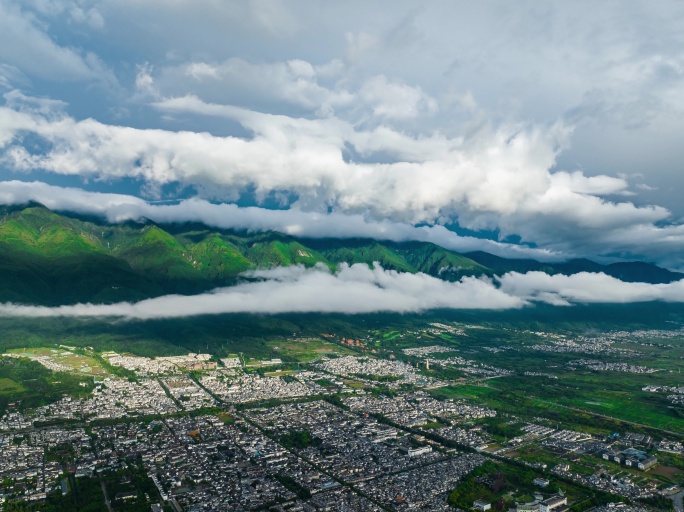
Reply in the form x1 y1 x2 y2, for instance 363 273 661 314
0 203 681 306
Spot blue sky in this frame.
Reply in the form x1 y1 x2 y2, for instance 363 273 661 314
1 0 684 268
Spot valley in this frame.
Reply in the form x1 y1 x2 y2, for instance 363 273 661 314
0 315 681 511
0 203 681 306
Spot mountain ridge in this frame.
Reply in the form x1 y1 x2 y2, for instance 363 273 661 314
0 203 681 306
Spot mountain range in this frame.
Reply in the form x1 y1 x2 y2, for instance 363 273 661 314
0 203 681 306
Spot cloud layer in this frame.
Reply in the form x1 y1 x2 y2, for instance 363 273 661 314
1 265 684 319
499 271 684 306
1 1 684 269
1 96 681 267
0 264 525 319
2 177 684 268
0 180 558 260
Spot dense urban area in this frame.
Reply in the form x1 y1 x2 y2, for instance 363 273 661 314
0 321 682 512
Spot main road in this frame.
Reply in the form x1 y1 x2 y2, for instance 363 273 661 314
672 489 683 512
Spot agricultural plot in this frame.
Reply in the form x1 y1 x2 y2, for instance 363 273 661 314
267 338 356 362
429 384 501 401
484 372 684 435
557 390 683 433
6 347 112 377
395 322 684 435
0 377 26 394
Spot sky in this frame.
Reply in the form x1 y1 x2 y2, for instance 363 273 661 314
1 1 684 316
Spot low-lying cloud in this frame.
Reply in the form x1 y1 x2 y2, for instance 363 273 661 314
0 264 526 319
0 180 559 260
498 271 684 306
1 265 684 320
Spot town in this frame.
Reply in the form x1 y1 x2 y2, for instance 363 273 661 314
0 324 682 512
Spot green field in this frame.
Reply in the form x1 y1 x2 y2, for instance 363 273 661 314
7 347 112 377
267 338 356 362
0 377 26 394
485 373 684 435
429 384 501 401
403 321 684 436
264 369 297 377
0 356 93 414
429 381 684 439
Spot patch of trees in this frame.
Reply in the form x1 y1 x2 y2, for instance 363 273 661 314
279 429 322 450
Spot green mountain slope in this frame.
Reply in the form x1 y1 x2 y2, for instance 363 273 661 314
306 239 488 279
0 203 680 306
393 241 489 278
246 235 332 269
0 206 105 257
185 234 255 278
308 239 416 273
115 225 199 281
0 205 165 304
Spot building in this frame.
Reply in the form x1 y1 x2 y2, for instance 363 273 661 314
539 495 567 512
638 456 657 471
474 499 492 511
516 501 540 512
261 358 283 366
113 491 137 501
402 446 433 457
533 478 550 488
603 449 658 471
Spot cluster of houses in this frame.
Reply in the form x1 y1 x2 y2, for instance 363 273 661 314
340 337 368 349
601 448 658 471
528 335 637 357
104 352 217 376
568 360 659 374
354 454 487 511
200 370 326 403
317 355 438 387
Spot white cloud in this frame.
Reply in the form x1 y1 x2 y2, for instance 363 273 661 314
8 1 684 219
134 63 158 99
345 31 378 63
0 180 559 260
0 2 112 84
0 94 681 264
0 100 587 229
27 0 104 28
185 62 219 81
157 58 355 114
151 57 441 122
498 271 684 306
3 90 67 117
360 75 437 120
2 265 684 319
0 264 526 319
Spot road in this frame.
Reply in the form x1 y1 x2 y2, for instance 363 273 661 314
672 489 683 512
100 475 113 512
